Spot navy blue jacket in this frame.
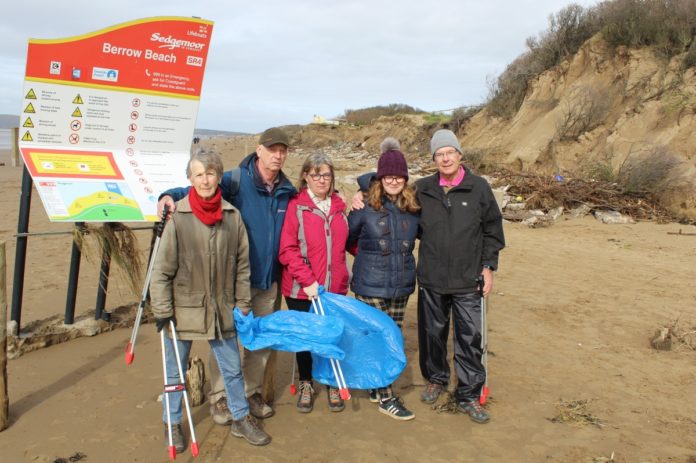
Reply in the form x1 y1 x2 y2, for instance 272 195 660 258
162 153 296 290
347 192 420 299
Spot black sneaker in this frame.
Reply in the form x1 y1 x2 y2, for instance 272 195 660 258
163 423 187 454
378 397 415 421
368 389 380 403
457 399 490 424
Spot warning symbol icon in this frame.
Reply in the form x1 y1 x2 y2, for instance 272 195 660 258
72 107 83 117
24 102 36 113
25 89 37 99
23 117 34 128
22 131 33 142
73 94 84 104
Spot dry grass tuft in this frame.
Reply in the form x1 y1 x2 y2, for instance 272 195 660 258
550 398 604 428
73 223 144 296
666 317 696 351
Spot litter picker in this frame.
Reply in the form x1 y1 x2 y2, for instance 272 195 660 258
311 296 350 400
478 275 490 405
289 356 297 395
125 205 169 365
161 320 199 459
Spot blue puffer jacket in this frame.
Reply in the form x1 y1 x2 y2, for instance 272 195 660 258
161 153 297 290
347 192 420 300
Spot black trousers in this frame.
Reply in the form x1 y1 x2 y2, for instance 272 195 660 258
285 297 314 382
417 287 485 401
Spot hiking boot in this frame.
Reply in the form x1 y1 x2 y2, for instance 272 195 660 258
296 381 314 413
230 414 272 446
378 397 415 421
247 392 274 419
163 423 187 454
327 387 345 412
457 399 490 424
368 389 380 403
209 397 233 425
420 382 444 404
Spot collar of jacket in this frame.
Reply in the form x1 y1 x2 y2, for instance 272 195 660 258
419 165 474 196
380 197 398 213
175 194 236 213
239 152 295 194
296 188 346 215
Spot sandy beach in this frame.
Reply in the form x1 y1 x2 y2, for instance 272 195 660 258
0 146 695 462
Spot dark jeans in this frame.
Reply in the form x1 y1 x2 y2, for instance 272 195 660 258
285 297 314 382
417 287 484 401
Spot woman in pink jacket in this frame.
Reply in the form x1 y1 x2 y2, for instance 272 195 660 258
278 152 349 414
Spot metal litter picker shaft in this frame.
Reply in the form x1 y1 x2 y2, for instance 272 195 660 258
478 275 490 405
161 320 199 459
125 205 169 365
311 296 350 400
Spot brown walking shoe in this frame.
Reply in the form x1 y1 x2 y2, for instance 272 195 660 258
209 397 233 425
327 386 345 412
248 392 274 419
296 381 314 413
163 423 187 454
457 399 490 424
230 414 272 446
420 382 444 404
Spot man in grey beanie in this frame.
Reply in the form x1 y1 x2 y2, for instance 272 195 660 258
415 129 505 424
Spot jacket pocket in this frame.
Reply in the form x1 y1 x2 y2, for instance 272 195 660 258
174 291 207 333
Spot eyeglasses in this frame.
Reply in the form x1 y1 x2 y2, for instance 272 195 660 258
382 176 405 184
308 173 332 181
434 150 459 160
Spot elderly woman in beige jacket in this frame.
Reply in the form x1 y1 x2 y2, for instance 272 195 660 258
150 149 270 454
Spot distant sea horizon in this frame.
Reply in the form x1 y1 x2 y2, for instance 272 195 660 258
0 127 249 151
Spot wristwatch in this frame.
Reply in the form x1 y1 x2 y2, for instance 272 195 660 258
483 264 495 271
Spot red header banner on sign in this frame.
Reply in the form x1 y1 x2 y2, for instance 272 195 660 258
25 17 213 98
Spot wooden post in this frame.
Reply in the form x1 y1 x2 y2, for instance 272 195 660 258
10 128 19 168
0 241 9 431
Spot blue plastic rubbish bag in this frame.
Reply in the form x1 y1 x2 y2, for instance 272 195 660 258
234 308 345 359
311 288 406 389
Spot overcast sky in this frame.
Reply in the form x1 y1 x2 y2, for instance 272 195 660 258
0 0 599 134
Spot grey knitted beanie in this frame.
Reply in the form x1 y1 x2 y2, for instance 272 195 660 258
430 129 462 159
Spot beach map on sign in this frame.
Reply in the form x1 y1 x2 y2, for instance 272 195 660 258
18 16 214 221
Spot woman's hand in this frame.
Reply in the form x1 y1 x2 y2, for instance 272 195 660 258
303 281 319 299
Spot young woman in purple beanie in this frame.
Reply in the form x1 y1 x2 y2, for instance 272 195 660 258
347 138 420 421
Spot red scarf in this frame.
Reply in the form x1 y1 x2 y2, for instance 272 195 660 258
188 187 222 226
